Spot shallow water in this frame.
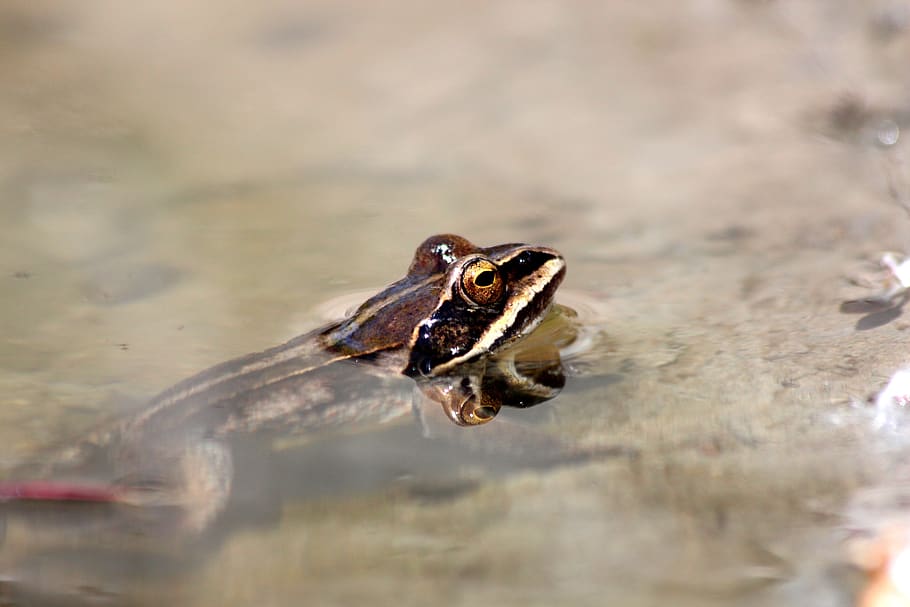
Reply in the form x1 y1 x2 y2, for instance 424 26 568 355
3 1 910 605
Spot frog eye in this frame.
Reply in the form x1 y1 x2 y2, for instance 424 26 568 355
459 399 500 425
459 258 505 306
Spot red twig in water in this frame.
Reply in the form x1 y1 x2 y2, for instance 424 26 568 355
0 481 121 503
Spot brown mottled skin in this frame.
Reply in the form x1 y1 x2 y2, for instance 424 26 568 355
322 234 498 359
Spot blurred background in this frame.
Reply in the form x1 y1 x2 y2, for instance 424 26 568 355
2 1 910 605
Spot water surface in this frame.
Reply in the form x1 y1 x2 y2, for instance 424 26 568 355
3 1 910 605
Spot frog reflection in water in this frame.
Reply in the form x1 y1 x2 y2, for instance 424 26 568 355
2 235 576 532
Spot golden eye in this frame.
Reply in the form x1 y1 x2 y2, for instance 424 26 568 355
460 259 505 305
460 400 500 425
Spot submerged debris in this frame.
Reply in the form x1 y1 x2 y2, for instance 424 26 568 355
841 253 910 328
870 368 910 431
851 526 910 607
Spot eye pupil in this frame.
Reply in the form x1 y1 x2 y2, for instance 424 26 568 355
474 406 497 420
474 270 495 288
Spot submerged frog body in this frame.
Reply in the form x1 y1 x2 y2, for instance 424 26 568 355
3 234 569 531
